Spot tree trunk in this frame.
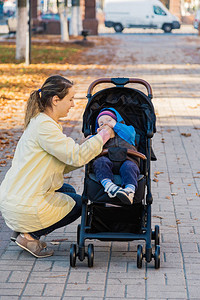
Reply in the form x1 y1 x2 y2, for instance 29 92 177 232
16 0 27 60
59 0 69 41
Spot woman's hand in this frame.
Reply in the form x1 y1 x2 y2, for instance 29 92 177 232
98 124 115 138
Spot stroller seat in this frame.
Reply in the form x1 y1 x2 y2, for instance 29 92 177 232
88 172 146 205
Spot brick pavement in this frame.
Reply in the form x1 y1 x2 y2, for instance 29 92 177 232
0 32 200 299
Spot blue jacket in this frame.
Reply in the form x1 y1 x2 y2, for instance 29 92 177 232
95 108 136 146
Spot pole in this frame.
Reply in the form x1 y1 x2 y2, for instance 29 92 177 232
25 0 31 65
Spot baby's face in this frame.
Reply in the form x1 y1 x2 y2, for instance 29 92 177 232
98 115 115 127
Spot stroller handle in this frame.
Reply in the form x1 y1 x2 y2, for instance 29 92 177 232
87 77 153 99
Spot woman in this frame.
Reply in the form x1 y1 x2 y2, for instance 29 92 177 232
0 75 113 258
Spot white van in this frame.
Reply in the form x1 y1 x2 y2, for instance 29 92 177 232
104 0 181 33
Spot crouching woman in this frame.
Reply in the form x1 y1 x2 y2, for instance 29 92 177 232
0 75 112 258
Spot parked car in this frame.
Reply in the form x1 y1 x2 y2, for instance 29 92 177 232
194 9 200 29
38 13 60 22
38 13 61 34
104 0 181 33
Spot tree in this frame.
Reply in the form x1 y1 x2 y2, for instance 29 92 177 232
58 0 69 41
16 0 28 60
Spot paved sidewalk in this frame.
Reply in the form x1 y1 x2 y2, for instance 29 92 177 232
0 33 200 299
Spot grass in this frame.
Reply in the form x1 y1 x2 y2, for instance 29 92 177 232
0 42 84 64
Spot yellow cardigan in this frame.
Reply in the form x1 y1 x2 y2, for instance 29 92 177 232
0 113 103 232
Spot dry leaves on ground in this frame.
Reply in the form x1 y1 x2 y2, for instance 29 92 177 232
181 133 191 137
153 215 163 219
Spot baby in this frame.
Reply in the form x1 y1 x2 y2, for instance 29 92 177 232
93 108 140 205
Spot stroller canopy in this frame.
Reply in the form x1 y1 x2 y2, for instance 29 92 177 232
82 87 156 138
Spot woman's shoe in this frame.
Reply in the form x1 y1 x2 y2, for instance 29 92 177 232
10 231 47 248
15 234 53 258
10 231 20 242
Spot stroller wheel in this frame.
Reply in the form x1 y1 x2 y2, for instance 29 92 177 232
87 244 94 268
70 244 77 267
137 245 143 269
154 245 160 269
154 225 160 246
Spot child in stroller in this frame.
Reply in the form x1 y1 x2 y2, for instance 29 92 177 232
93 108 140 205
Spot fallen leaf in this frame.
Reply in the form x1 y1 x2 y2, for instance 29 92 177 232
50 241 60 245
188 184 191 186
153 178 159 182
176 219 181 224
171 193 178 196
194 127 200 130
161 138 165 143
0 160 7 166
144 277 148 280
51 238 68 242
169 181 174 185
166 129 175 133
154 171 164 176
181 133 191 137
153 215 163 219
165 196 170 199
6 155 13 160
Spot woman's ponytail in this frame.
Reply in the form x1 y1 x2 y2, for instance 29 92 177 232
24 90 42 129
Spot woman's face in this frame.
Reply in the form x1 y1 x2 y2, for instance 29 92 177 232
56 87 75 118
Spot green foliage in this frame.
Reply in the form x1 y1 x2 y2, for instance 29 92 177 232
0 43 83 64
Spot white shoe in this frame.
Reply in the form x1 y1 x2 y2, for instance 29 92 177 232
116 188 134 205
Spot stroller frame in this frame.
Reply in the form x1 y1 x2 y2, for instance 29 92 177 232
70 77 160 269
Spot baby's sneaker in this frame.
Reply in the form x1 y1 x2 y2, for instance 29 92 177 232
104 182 121 198
116 188 135 205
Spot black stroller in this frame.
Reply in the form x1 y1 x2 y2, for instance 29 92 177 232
70 77 160 269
